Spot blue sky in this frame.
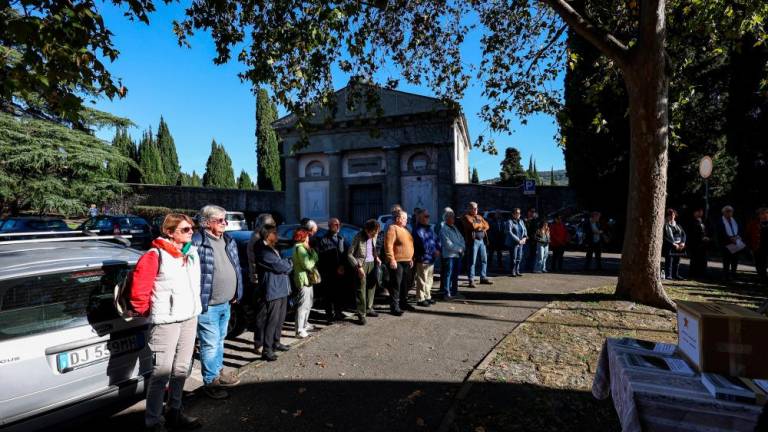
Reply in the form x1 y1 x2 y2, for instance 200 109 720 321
92 2 565 182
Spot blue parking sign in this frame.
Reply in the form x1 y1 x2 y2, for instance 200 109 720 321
523 179 536 195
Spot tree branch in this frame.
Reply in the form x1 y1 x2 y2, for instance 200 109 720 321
542 0 630 67
525 24 567 74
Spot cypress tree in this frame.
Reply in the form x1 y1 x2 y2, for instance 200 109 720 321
550 166 556 186
203 140 236 188
191 170 202 187
256 88 282 191
471 167 480 184
156 116 180 185
109 128 137 183
499 147 526 186
237 170 254 189
138 129 165 184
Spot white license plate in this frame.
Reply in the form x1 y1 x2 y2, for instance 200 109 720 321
56 333 144 373
129 229 144 234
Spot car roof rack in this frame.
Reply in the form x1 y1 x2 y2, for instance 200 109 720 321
0 231 84 238
0 232 133 246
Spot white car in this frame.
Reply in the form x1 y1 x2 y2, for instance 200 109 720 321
0 234 151 430
225 211 247 231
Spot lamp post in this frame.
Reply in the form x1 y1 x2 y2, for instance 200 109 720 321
699 156 713 218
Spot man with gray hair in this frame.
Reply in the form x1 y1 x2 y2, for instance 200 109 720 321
460 201 492 287
247 213 277 283
192 205 243 399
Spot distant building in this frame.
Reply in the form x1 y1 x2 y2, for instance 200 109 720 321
274 84 471 225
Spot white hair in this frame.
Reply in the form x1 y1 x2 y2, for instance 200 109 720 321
200 205 226 227
721 205 734 214
443 207 455 222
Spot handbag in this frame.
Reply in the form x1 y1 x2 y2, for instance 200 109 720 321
308 268 322 285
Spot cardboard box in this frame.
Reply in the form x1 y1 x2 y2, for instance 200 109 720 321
677 301 768 378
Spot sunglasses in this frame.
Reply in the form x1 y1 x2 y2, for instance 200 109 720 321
211 218 228 225
175 226 193 234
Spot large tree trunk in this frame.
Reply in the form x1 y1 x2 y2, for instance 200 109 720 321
614 1 675 311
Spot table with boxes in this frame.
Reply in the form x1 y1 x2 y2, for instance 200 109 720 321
592 301 768 431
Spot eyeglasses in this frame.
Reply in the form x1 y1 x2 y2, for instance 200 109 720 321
211 218 227 225
175 226 193 234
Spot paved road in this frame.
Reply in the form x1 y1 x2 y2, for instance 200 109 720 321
71 253 619 432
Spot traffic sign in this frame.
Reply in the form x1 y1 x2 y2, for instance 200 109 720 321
523 179 536 195
699 156 713 179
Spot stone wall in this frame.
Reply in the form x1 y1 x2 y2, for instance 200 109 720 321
452 184 579 215
129 184 286 220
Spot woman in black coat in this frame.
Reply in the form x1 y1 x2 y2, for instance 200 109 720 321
662 209 687 280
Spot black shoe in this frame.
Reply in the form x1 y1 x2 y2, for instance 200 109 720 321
165 407 202 430
366 310 379 317
467 282 476 288
402 304 417 312
417 301 431 307
262 351 278 361
274 343 290 352
427 299 437 305
201 385 228 400
480 278 493 285
334 313 346 321
391 309 403 316
326 312 335 325
357 314 367 325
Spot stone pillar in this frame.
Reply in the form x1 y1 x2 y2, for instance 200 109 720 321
284 155 299 223
327 151 343 219
437 143 453 214
385 146 401 209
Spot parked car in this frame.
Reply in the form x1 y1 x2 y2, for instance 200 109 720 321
277 222 360 259
225 211 247 231
0 217 72 233
0 235 150 431
78 215 152 250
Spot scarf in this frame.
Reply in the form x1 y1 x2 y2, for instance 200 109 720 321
722 217 739 237
152 238 194 265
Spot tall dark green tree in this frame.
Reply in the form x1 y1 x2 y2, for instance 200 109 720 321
191 170 202 187
181 170 203 187
256 89 281 191
550 167 556 186
471 167 480 184
108 128 139 183
237 170 254 189
499 147 527 187
203 140 236 188
137 129 165 184
156 116 180 185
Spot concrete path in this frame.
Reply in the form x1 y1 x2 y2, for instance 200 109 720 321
70 252 619 431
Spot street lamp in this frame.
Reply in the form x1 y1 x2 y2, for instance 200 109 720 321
699 156 713 218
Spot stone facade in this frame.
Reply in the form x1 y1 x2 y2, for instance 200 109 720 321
275 85 471 225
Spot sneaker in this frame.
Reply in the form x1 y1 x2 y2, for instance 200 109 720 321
366 310 379 317
391 309 403 316
274 343 290 352
427 299 437 305
305 323 316 331
165 407 202 430
357 314 367 325
262 351 278 362
296 330 309 338
202 385 229 400
214 371 241 387
480 279 493 285
417 300 431 307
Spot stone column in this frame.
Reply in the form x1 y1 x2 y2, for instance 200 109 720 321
327 151 343 219
385 146 401 209
284 155 299 223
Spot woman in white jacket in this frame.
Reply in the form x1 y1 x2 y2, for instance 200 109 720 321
130 213 203 431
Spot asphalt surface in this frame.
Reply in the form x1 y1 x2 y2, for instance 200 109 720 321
69 253 619 432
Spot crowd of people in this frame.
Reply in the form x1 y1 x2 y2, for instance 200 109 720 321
124 201 768 431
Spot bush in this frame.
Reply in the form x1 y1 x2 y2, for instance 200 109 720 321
132 205 197 220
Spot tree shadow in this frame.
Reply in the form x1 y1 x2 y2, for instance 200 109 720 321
58 379 622 432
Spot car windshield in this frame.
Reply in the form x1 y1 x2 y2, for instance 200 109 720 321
0 266 130 341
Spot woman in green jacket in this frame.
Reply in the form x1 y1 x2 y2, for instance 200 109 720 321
293 228 318 338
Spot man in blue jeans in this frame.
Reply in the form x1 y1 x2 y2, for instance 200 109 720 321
461 202 493 288
192 205 243 400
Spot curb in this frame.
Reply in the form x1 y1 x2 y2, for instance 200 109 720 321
435 301 558 432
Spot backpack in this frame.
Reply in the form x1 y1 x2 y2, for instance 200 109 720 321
114 248 161 319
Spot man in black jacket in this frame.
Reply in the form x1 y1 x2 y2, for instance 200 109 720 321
583 211 604 271
316 218 349 323
686 207 711 279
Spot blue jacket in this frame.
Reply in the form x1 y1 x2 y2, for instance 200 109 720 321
253 240 293 301
192 230 243 312
439 222 466 258
413 224 441 264
505 218 528 248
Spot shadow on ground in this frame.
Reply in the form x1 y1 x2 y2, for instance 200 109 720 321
56 379 622 432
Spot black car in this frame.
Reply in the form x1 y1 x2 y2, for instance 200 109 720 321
0 217 72 233
78 215 152 250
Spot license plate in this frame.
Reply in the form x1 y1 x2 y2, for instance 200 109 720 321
56 333 144 373
129 229 143 234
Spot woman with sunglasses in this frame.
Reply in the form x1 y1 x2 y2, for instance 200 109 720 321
129 213 203 431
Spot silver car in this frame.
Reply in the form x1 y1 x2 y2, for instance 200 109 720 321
0 236 151 430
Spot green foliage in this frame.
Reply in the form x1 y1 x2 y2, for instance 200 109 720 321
137 129 165 185
133 205 196 219
550 167 556 186
179 170 203 187
203 140 236 188
237 170 254 189
108 128 139 183
156 116 180 185
471 167 480 184
499 147 526 187
0 1 157 126
256 89 282 191
0 111 130 216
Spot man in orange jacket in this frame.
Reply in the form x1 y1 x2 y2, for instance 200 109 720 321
461 202 493 288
